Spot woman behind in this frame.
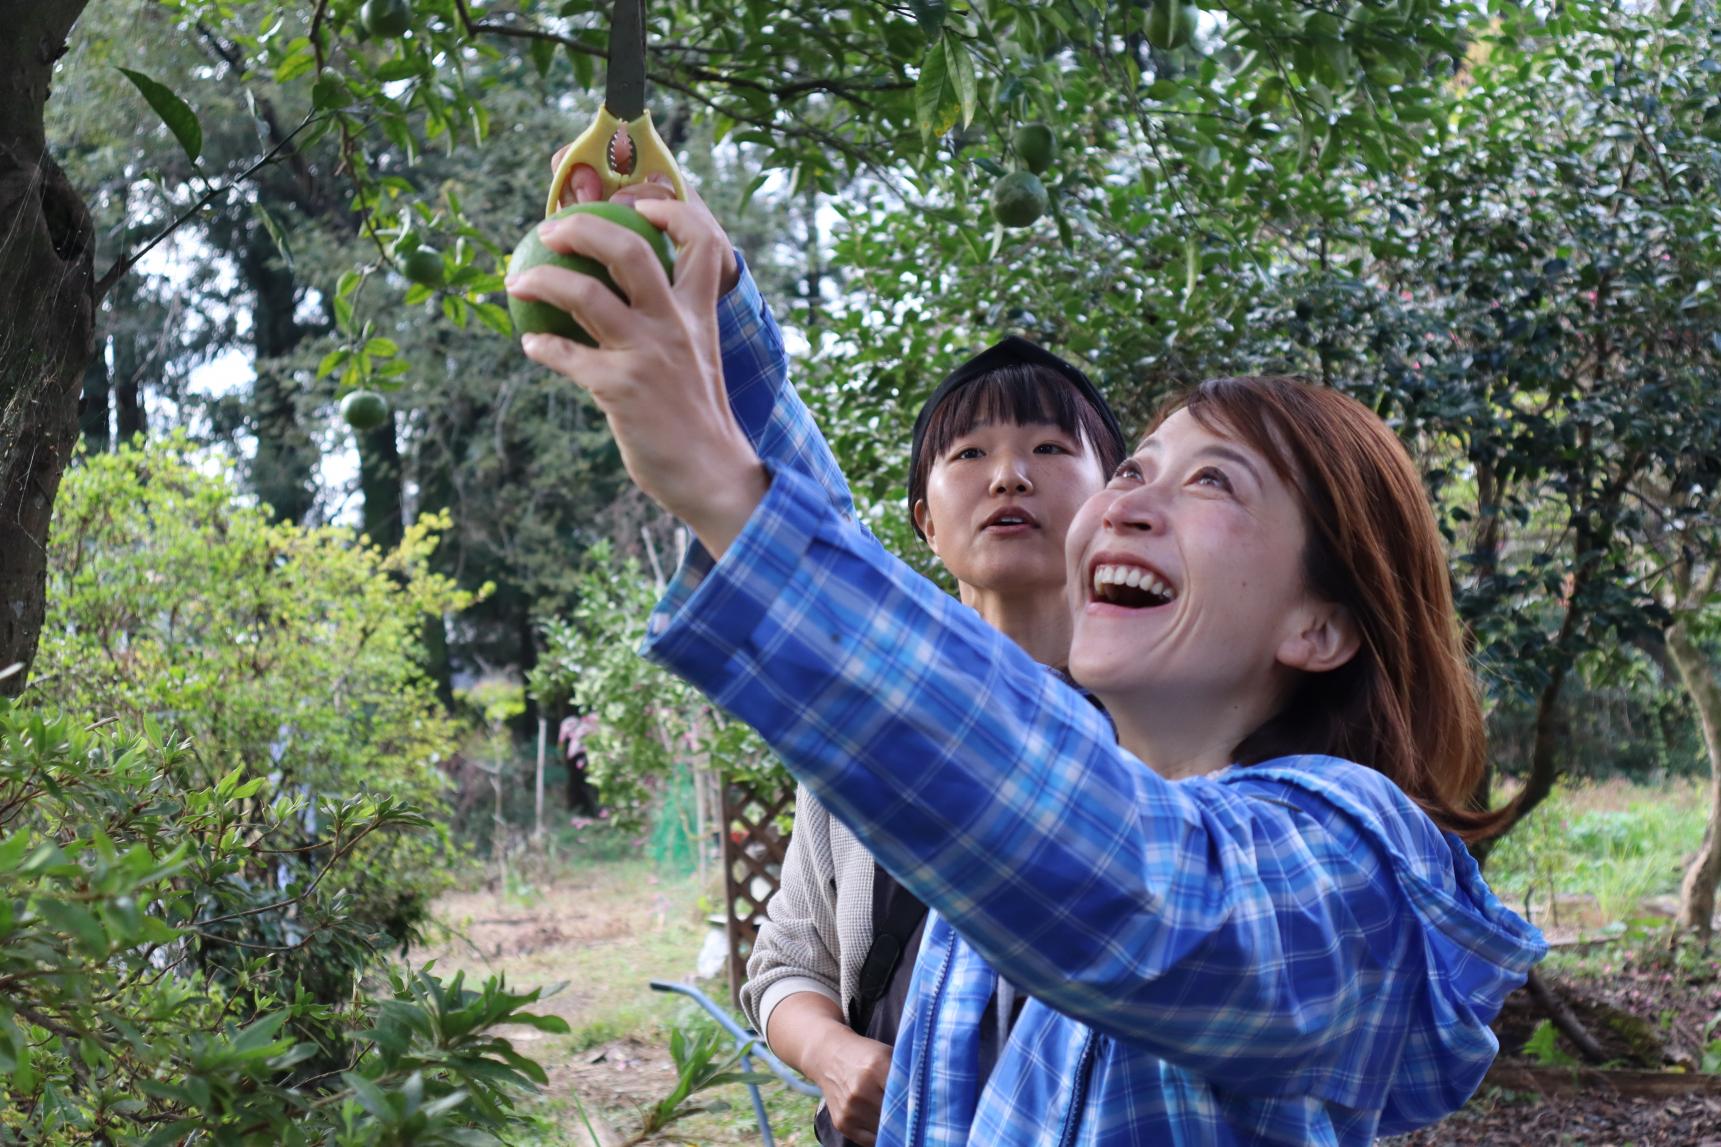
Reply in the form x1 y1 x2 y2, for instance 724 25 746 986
744 339 1125 1147
507 196 1546 1144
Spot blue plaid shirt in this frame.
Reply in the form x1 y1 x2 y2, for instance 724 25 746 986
648 259 1546 1145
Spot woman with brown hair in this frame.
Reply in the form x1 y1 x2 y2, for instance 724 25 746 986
507 197 1545 1144
545 155 1127 1145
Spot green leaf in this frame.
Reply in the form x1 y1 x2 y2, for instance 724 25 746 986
531 37 557 80
909 0 947 37
949 41 978 129
342 1070 394 1121
274 45 318 85
116 69 203 164
311 74 353 111
374 58 426 82
914 39 956 138
253 202 295 270
229 1011 290 1055
569 45 596 89
0 832 33 872
471 301 513 337
37 900 109 957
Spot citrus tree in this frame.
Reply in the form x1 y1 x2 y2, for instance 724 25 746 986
5 0 1490 692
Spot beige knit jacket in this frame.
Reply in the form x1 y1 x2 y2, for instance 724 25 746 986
740 782 896 1051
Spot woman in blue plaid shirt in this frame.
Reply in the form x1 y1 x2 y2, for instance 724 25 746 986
509 193 1547 1145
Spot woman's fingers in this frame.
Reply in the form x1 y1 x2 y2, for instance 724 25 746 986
570 164 603 205
547 145 574 205
507 264 637 348
547 150 679 209
610 173 678 207
631 199 723 304
548 151 605 208
520 332 616 396
537 215 675 319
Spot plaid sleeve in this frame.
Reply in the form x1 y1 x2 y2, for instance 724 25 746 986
717 252 853 517
644 466 1540 1103
651 251 863 645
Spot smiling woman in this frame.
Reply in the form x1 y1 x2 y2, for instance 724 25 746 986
508 189 1546 1146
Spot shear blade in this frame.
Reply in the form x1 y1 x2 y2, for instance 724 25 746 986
605 0 648 123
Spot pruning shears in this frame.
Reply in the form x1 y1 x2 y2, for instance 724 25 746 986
545 0 687 215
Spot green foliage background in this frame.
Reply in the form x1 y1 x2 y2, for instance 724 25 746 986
14 0 1721 1126
1 439 572 1141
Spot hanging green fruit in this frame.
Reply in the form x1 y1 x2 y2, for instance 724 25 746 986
991 171 1049 228
1012 123 1057 176
360 0 411 39
340 390 389 432
400 246 444 287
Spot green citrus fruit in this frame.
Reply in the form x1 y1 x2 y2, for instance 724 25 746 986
360 0 411 38
1145 0 1197 50
507 202 676 346
991 171 1049 228
340 390 389 432
1012 123 1057 176
401 246 443 287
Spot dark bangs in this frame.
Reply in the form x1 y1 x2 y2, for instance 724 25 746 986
908 364 1126 538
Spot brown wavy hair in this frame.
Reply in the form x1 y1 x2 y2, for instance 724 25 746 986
1149 376 1509 842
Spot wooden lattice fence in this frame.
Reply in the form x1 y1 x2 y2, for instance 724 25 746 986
719 776 795 1011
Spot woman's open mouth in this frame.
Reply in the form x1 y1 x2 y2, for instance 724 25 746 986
980 507 1040 534
1090 562 1178 609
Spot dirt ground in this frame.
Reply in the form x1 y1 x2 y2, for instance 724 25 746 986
1385 937 1721 1145
411 854 818 1145
417 852 1721 1145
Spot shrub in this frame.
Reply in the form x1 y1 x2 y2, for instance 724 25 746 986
31 437 478 997
0 700 566 1143
528 542 783 836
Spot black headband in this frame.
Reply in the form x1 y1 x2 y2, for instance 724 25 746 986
907 336 1127 534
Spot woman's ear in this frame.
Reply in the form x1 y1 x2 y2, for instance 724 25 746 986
1277 602 1360 674
913 498 940 554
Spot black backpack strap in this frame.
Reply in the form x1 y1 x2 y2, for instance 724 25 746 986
847 861 928 1034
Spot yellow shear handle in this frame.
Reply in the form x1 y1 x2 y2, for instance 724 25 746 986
545 107 687 217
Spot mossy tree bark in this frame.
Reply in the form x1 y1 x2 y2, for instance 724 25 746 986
0 0 96 695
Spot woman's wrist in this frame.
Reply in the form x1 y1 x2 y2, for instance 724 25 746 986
767 991 850 1082
684 457 770 559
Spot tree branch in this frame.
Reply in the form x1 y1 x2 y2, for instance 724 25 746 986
95 110 325 302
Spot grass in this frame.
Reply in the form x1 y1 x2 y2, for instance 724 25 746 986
1485 778 1710 933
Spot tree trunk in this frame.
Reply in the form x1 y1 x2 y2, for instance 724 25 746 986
79 344 110 453
358 411 404 551
111 274 147 445
239 224 315 523
1669 622 1721 942
0 0 97 694
114 350 146 444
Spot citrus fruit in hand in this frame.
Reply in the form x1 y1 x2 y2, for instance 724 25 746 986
507 202 676 346
340 390 389 432
991 171 1049 228
1012 123 1057 176
361 0 411 38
